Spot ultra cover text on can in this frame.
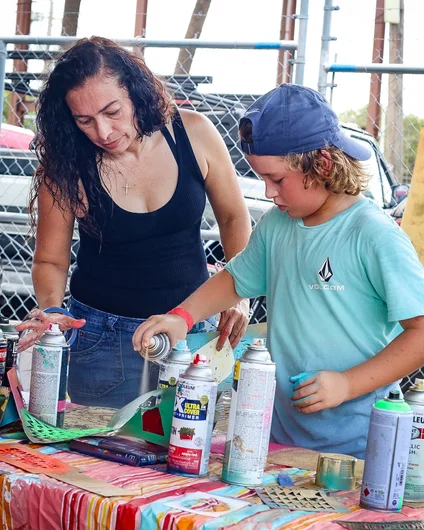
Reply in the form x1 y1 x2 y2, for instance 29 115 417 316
167 371 217 477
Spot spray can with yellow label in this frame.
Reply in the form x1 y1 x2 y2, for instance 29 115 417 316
222 338 276 487
404 378 424 502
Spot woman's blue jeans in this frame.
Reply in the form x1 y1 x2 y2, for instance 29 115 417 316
68 297 216 408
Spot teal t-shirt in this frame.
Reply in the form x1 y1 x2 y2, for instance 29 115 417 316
225 199 424 458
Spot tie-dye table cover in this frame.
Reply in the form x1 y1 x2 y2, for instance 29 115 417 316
0 439 422 530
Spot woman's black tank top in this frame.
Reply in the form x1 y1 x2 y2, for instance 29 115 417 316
70 112 209 318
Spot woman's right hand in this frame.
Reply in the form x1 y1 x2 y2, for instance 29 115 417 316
133 314 188 352
15 308 86 352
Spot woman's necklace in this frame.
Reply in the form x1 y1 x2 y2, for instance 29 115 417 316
122 135 147 195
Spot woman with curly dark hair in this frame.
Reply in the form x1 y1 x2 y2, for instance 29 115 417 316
17 37 251 408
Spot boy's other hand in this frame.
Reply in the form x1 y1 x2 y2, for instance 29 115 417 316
132 314 188 352
217 299 249 351
289 370 350 413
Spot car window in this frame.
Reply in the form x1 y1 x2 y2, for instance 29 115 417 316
351 136 392 209
360 146 384 207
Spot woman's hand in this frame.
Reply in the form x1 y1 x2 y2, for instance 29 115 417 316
290 370 350 413
15 308 86 352
132 314 189 353
217 298 250 351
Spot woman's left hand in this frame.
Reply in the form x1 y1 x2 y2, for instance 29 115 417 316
217 299 250 351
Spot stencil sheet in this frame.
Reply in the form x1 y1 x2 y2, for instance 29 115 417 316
20 407 112 443
334 522 424 530
255 486 349 513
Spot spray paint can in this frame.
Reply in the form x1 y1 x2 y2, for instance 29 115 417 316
141 333 171 362
222 338 276 487
157 340 192 390
167 354 218 477
3 332 18 387
0 330 7 387
404 378 424 502
29 323 69 427
360 390 413 512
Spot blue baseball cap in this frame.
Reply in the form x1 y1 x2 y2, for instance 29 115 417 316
240 84 371 161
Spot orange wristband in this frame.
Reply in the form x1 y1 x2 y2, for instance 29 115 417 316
167 307 194 332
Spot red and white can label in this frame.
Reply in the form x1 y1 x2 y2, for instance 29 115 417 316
405 408 424 502
167 377 217 477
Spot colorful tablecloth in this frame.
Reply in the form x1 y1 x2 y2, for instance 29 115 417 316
0 442 423 530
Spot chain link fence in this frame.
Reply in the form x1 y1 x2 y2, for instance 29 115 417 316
328 69 424 188
0 37 299 324
318 1 424 390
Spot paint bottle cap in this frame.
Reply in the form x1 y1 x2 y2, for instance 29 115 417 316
47 323 60 333
193 353 207 364
388 390 402 401
173 340 189 351
414 378 424 391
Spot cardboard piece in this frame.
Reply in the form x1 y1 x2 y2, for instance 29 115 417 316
0 444 136 497
0 387 17 428
108 387 175 447
187 323 267 390
267 447 365 480
20 407 113 444
0 367 23 427
194 337 234 384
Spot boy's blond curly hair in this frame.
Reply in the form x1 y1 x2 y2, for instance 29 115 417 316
239 121 369 196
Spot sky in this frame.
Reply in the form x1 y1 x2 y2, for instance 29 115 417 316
1 0 424 117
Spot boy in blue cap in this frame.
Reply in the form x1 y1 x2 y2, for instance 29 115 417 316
133 84 424 458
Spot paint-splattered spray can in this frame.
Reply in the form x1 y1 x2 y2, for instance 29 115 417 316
3 332 18 387
29 323 69 427
404 378 424 502
167 354 218 477
157 340 192 389
360 390 413 512
0 330 7 387
222 338 276 487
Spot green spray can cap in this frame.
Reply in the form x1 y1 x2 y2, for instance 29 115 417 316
374 390 412 413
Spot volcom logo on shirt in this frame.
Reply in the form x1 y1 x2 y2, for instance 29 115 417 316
308 258 345 291
318 257 333 282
